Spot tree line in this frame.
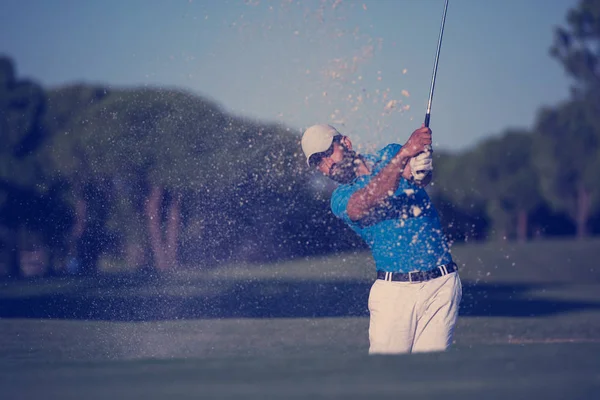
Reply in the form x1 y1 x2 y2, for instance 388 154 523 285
430 0 600 242
1 0 599 277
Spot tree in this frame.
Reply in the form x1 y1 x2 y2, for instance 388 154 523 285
0 56 68 277
547 0 600 238
533 100 599 238
551 0 600 95
39 81 363 271
0 56 46 191
40 84 112 274
469 130 542 242
56 87 230 271
428 150 489 243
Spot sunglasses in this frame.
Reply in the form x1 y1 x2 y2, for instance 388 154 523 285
308 136 343 168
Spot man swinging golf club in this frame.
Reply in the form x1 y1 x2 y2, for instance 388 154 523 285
301 0 460 354
301 123 462 354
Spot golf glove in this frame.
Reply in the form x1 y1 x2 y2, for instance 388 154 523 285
410 151 433 182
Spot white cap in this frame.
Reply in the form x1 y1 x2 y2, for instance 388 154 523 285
301 124 341 167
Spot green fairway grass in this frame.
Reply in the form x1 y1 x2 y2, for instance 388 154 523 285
1 238 600 399
1 344 599 399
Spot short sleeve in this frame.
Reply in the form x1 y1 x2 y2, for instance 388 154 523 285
382 143 402 158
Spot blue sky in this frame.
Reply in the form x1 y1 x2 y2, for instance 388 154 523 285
0 0 576 153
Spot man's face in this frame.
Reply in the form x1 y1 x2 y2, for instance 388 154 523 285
312 139 359 184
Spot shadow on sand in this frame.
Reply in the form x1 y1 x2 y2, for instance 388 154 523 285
1 275 600 321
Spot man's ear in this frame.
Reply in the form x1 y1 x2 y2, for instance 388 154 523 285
341 136 352 150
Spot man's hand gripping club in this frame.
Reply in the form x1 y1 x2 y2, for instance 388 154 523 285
407 124 433 183
346 126 432 221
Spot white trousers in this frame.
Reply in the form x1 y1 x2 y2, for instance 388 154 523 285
367 271 462 354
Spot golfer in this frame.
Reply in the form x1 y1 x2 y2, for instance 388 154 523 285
301 124 462 354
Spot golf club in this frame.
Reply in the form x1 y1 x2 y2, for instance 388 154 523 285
415 0 448 175
424 0 449 128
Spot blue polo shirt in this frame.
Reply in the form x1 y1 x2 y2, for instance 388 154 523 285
331 144 453 273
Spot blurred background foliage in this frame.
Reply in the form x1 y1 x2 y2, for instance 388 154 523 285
1 0 600 278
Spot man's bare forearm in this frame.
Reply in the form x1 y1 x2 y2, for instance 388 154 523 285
346 149 410 221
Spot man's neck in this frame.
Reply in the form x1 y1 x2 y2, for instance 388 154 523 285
355 157 371 177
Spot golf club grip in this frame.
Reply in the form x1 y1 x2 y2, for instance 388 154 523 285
424 113 431 128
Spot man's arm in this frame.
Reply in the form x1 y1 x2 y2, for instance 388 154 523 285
346 126 431 221
346 148 411 221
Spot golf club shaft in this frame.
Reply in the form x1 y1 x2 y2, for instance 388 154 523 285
424 0 449 128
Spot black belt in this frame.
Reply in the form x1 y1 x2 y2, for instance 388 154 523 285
376 262 457 283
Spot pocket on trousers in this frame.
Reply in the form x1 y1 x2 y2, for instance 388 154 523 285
454 274 463 304
368 280 381 312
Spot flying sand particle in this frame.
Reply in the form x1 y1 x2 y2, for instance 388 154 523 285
384 100 397 111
